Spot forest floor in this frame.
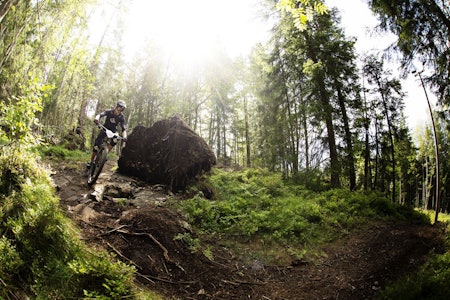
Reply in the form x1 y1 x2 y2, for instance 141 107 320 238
50 159 446 300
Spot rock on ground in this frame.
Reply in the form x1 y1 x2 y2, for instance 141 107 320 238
118 116 216 190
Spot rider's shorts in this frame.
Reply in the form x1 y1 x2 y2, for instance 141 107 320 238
93 131 118 151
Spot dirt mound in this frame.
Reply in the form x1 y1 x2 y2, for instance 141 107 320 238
51 160 445 299
118 116 216 190
91 205 259 299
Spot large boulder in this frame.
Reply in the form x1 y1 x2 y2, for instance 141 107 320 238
118 116 216 190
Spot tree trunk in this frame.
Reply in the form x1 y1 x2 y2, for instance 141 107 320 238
374 119 380 190
336 87 356 190
362 77 371 190
319 83 340 187
244 95 251 167
0 0 19 25
377 81 396 202
364 119 371 190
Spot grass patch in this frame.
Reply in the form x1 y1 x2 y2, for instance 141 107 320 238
377 211 450 300
378 243 450 300
34 144 90 170
179 167 430 262
0 147 148 299
419 209 450 224
35 144 88 161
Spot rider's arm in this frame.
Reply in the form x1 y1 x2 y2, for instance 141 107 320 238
94 110 109 125
94 113 101 125
120 117 127 140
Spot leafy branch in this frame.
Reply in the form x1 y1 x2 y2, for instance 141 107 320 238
1 77 54 146
277 0 328 31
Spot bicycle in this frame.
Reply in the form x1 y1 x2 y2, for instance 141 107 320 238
87 124 123 186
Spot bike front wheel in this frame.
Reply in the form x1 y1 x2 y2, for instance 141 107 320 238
87 146 108 186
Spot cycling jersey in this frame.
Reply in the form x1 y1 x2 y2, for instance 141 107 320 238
93 109 127 151
99 109 127 132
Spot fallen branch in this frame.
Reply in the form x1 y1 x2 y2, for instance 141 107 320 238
99 225 186 273
116 229 172 262
80 219 107 230
221 279 264 286
114 229 186 273
137 273 197 285
105 241 141 270
136 272 155 284
104 240 183 286
99 224 129 236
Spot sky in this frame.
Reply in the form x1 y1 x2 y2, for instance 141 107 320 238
92 0 433 132
325 0 432 133
120 0 270 62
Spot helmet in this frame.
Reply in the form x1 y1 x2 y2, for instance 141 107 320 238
116 100 127 110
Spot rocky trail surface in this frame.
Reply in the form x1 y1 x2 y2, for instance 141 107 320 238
51 159 445 299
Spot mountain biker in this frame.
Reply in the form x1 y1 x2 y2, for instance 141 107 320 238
87 100 128 168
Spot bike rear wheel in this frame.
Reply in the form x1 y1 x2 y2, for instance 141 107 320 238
87 145 108 186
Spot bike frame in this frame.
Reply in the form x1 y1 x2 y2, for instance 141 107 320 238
87 124 122 186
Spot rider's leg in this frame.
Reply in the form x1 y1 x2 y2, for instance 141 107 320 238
88 132 105 167
90 151 96 162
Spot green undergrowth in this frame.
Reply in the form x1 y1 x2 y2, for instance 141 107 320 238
34 144 90 168
36 144 122 169
377 245 450 300
36 144 87 161
0 147 152 299
181 167 450 297
377 212 450 300
180 167 429 263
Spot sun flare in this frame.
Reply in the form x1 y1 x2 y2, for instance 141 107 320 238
120 0 268 66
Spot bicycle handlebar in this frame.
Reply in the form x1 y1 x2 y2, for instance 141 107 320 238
97 124 124 140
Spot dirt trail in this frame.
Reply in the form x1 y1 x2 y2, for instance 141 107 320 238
51 159 445 300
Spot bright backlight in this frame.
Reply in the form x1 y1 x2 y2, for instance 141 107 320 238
121 0 268 65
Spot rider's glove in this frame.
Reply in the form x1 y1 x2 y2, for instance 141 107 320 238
122 137 128 142
94 119 99 125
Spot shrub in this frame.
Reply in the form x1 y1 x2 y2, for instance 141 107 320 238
0 149 136 299
379 252 450 300
39 145 70 159
181 168 430 247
